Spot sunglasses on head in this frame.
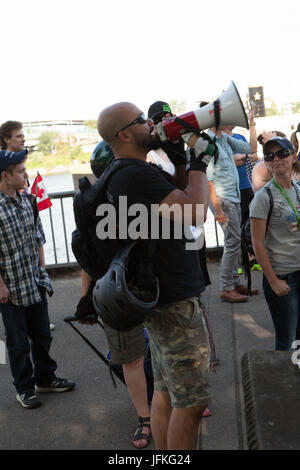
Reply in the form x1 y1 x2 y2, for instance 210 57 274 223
115 113 147 137
264 148 294 162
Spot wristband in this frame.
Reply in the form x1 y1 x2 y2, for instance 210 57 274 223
186 160 207 173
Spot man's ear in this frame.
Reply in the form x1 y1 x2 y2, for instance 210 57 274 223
0 170 7 182
118 130 132 144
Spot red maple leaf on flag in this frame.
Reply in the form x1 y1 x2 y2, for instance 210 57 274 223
36 187 45 199
31 173 52 211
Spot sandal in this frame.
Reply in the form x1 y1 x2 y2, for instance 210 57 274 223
132 416 151 449
202 407 212 417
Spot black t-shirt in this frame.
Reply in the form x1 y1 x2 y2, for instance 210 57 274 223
106 158 205 304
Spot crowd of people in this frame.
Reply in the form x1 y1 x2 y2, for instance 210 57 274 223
0 102 299 451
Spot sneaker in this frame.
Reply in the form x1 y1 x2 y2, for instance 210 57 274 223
35 377 75 393
16 391 42 409
251 264 262 271
237 267 243 275
50 323 55 331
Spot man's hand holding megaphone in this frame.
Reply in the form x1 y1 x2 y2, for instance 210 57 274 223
181 132 218 173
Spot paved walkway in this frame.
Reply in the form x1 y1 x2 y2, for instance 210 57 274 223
0 262 275 450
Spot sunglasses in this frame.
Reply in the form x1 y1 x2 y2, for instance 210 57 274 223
152 113 174 125
264 148 294 162
115 113 147 137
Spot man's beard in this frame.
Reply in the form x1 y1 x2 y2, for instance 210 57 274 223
134 130 161 152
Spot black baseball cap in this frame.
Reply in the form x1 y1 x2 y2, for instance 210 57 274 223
0 149 28 173
147 101 172 120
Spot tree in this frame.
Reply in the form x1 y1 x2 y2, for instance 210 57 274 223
70 145 83 161
38 131 61 155
168 99 187 115
290 102 300 114
265 99 281 117
84 120 97 130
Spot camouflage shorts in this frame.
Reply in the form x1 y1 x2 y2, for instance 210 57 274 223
145 296 211 408
103 321 145 365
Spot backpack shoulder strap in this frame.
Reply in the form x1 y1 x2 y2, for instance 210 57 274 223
264 186 273 232
98 158 150 188
75 159 150 227
99 159 158 266
26 193 39 226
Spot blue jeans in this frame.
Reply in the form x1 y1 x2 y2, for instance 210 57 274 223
213 198 241 291
263 271 300 351
1 290 57 394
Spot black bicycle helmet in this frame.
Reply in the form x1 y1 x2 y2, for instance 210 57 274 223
92 242 159 331
90 140 115 178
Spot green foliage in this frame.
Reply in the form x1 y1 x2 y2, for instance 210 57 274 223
38 131 61 154
84 120 97 130
168 99 187 115
70 145 83 160
290 102 300 114
27 138 90 171
266 100 281 117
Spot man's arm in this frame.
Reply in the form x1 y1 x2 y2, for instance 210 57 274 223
233 153 259 167
173 164 188 190
248 109 258 154
159 133 215 225
233 153 246 166
159 170 209 225
208 181 227 223
81 269 92 297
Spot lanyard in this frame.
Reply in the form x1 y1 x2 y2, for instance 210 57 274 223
272 178 300 231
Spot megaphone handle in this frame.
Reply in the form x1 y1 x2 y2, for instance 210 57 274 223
213 99 221 130
173 116 202 147
186 135 199 147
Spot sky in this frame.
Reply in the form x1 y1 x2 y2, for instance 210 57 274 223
1 0 299 121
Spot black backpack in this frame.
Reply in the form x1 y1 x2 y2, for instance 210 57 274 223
71 159 151 279
241 186 273 294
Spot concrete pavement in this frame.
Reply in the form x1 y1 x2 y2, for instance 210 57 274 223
0 262 275 450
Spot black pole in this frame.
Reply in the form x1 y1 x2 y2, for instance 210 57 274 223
64 319 126 387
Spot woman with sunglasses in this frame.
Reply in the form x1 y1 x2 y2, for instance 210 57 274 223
250 137 300 351
252 139 300 194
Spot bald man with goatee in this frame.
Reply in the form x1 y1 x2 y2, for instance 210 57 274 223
97 102 215 450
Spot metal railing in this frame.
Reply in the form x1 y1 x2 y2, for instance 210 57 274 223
44 191 224 269
43 190 77 269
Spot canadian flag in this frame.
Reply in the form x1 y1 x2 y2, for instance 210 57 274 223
31 172 52 211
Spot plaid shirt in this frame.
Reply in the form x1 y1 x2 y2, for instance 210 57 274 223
0 190 53 306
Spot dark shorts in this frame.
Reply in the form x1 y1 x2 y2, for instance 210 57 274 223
103 321 145 365
145 296 211 408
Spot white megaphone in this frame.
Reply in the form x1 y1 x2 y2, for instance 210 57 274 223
156 81 249 144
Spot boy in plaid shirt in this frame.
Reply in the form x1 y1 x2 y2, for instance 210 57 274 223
0 149 75 409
